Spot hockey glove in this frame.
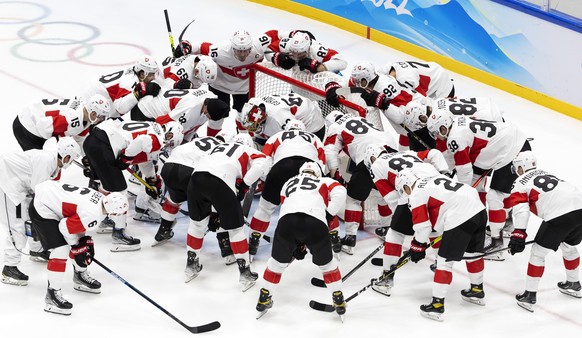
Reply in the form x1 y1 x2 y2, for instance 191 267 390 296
115 151 134 170
333 170 346 186
292 244 308 260
208 212 221 232
174 78 193 89
134 81 161 99
173 40 192 58
81 156 93 179
328 229 342 253
508 229 527 255
273 52 295 70
71 236 95 268
360 90 390 110
409 238 429 263
235 179 250 201
145 175 162 199
326 211 339 230
298 58 321 74
325 81 342 108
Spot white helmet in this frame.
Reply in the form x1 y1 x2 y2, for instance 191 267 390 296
163 122 184 149
240 98 267 133
299 161 322 178
102 192 129 216
195 58 218 84
57 137 81 169
85 94 111 123
216 129 236 143
403 101 428 131
288 32 311 54
512 151 537 175
325 110 344 126
285 119 306 132
395 168 418 196
363 143 387 172
350 62 377 88
232 133 255 149
133 55 159 75
426 109 454 139
231 30 252 51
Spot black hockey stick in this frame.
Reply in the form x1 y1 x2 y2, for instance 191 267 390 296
309 236 441 312
242 182 256 219
178 19 196 44
163 9 175 53
461 240 535 260
311 242 384 288
94 258 220 334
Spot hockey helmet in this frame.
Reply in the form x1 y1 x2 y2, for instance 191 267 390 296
102 192 129 216
57 137 81 169
231 30 252 61
86 94 111 123
325 110 344 126
403 101 428 131
426 109 454 139
395 168 419 196
163 122 184 149
299 161 322 178
133 55 159 77
285 119 306 132
363 143 387 172
512 151 537 175
241 98 267 133
215 129 236 143
288 32 311 61
350 62 377 88
232 133 255 149
195 58 218 84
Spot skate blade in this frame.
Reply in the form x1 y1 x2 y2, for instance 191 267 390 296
110 244 141 252
420 310 444 321
185 274 199 283
559 289 582 299
133 216 161 223
371 285 392 297
1 277 28 286
96 227 113 234
44 305 72 316
461 296 485 306
29 256 48 263
517 301 534 312
338 314 345 323
241 280 256 292
73 284 101 294
224 255 237 266
484 254 505 261
256 309 269 320
152 239 170 247
341 246 354 255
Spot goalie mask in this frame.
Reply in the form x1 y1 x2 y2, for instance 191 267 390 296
241 99 267 133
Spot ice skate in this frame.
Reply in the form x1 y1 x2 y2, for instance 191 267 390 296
29 249 50 263
340 235 356 255
97 216 115 234
558 281 582 299
133 206 161 223
45 285 73 315
111 228 141 252
372 267 394 297
375 226 389 239
420 297 445 321
248 231 261 260
153 220 175 247
185 251 203 283
1 266 28 286
332 290 346 322
483 236 505 261
256 288 273 319
217 232 236 265
237 259 258 292
516 291 536 312
461 283 485 306
73 268 101 294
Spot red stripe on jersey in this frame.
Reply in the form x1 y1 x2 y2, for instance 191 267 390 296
469 137 488 164
383 242 402 257
564 256 580 270
51 115 69 137
106 84 132 101
290 106 297 115
466 258 484 273
250 218 270 232
411 204 429 224
47 258 67 272
375 178 394 197
527 263 545 278
321 48 338 63
504 191 529 209
317 147 326 164
529 189 540 216
453 147 471 166
199 42 212 56
169 97 182 110
436 138 447 152
207 127 219 137
489 209 506 223
155 114 173 125
390 90 413 107
262 139 280 157
132 152 148 164
418 74 431 95
250 153 266 160
318 185 330 207
399 134 409 147
230 238 249 254
434 269 453 285
344 209 362 223
263 268 282 284
324 134 337 146
339 130 354 157
149 134 162 152
131 130 147 139
416 150 430 161
62 202 77 217
163 67 180 82
264 30 280 41
415 84 427 97
186 234 203 250
327 181 342 191
66 214 85 234
378 204 392 217
427 197 445 227
238 152 250 178
323 267 341 284
45 110 59 117
79 127 90 136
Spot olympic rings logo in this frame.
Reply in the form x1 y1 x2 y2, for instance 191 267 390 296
1 1 151 66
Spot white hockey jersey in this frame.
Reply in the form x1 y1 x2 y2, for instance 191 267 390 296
166 136 221 168
389 61 454 99
0 148 60 205
17 99 89 139
279 174 346 224
432 97 504 122
33 180 104 245
324 114 396 169
194 142 271 192
159 54 213 89
81 68 140 117
505 170 582 228
262 130 326 169
408 175 485 244
277 37 347 73
95 120 164 178
446 116 527 185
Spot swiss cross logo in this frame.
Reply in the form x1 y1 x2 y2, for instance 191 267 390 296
99 100 103 104
250 107 263 122
233 66 250 79
144 57 150 62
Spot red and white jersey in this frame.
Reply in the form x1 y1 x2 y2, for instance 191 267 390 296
193 34 272 94
505 170 582 229
432 97 504 122
140 88 223 139
262 130 326 169
33 181 104 245
279 174 347 224
166 136 221 168
194 142 271 192
408 175 485 243
371 150 441 211
82 68 139 117
390 61 453 99
278 38 347 73
95 120 164 178
0 148 60 205
254 93 325 138
159 54 212 89
446 116 526 185
17 99 88 139
324 114 396 169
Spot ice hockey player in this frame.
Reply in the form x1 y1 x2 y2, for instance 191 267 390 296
13 95 111 151
427 111 531 261
504 151 582 311
133 87 229 140
239 92 326 142
80 55 161 117
28 180 129 315
385 60 455 99
159 53 218 90
247 119 326 259
0 137 81 285
324 111 396 255
255 161 347 320
185 133 270 291
395 169 486 321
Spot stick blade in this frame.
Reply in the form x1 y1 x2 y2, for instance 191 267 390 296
310 277 327 288
371 258 383 266
187 321 221 334
309 300 335 312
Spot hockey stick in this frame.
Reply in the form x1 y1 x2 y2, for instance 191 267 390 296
177 19 196 44
93 258 220 333
125 167 155 191
163 9 175 53
461 240 535 260
310 242 384 288
242 182 256 219
310 236 442 312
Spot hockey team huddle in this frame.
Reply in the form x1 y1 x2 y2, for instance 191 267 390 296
1 27 581 323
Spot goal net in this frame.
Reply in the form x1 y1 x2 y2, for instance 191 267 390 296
249 62 391 227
